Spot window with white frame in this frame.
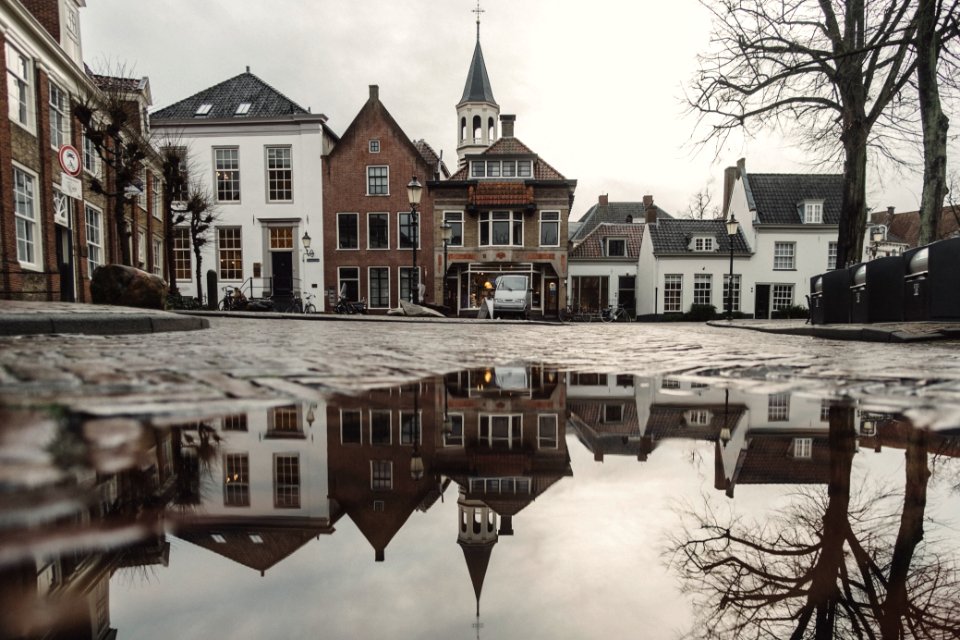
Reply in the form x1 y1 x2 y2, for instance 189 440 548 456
479 414 522 449
768 393 790 421
266 146 292 202
48 81 69 149
444 211 463 246
270 405 300 433
685 410 711 426
803 201 823 224
774 242 796 270
338 213 359 249
223 453 249 506
371 460 392 490
772 284 794 311
274 454 300 508
399 212 418 249
722 274 741 312
137 230 146 269
6 43 33 130
479 211 523 246
368 213 389 249
83 135 100 176
14 165 40 267
152 174 162 219
827 242 838 270
221 414 247 431
693 274 712 306
152 237 163 277
85 204 103 277
370 410 391 445
603 404 624 423
235 102 251 115
444 414 464 447
195 103 212 116
369 267 390 308
214 148 240 201
367 166 388 195
341 410 362 444
538 415 559 448
664 274 682 312
540 211 560 246
470 159 532 178
693 236 715 252
400 411 421 445
368 139 380 153
399 267 419 303
606 237 626 257
173 227 191 280
217 227 242 280
793 437 813 458
339 266 360 301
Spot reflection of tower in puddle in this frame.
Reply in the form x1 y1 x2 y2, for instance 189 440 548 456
457 485 513 629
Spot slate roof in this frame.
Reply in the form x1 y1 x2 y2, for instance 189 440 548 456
448 136 568 182
460 40 497 105
571 201 672 242
745 173 844 225
728 435 832 488
152 71 312 120
570 223 644 260
648 218 751 256
882 208 960 247
412 139 451 179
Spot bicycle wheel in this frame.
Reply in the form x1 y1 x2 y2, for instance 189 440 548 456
218 299 228 311
601 309 613 323
304 303 316 314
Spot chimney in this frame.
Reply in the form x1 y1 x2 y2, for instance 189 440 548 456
500 114 516 138
21 0 60 41
369 85 379 101
499 516 514 536
722 166 738 217
643 195 657 224
375 549 384 562
598 194 608 206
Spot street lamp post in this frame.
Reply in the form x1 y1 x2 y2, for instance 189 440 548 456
441 222 453 310
725 214 739 321
407 176 423 304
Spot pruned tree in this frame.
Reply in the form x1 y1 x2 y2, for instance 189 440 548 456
183 187 218 305
73 64 152 267
156 140 190 295
684 185 721 219
690 0 925 268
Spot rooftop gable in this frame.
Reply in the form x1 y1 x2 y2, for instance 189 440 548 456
648 218 751 256
572 201 672 242
152 70 314 121
448 136 568 182
745 173 844 225
570 223 644 260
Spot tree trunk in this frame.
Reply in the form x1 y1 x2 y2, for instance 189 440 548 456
163 193 178 294
837 128 869 268
916 0 949 246
194 247 204 305
113 192 131 266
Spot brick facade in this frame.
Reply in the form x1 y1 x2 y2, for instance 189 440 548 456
322 86 440 312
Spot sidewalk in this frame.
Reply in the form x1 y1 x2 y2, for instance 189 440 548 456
0 300 209 336
707 318 960 343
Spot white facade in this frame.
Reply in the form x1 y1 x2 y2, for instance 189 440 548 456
152 115 335 305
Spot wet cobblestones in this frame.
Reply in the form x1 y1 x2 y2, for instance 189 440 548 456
1 315 960 423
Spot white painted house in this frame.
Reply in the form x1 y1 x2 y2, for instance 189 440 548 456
637 159 843 319
152 70 338 306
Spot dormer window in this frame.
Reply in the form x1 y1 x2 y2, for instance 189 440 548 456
605 238 626 257
692 236 716 252
684 409 712 426
470 159 533 179
802 200 824 224
235 103 251 115
195 103 213 116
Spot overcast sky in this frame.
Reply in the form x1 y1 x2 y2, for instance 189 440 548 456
80 0 955 221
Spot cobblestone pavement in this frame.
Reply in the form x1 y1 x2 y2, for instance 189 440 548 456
2 315 960 427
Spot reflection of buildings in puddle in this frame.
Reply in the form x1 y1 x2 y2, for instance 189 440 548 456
169 402 337 576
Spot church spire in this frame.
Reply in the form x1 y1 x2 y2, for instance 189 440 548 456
457 1 499 163
473 0 484 41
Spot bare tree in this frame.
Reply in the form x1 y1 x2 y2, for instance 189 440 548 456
183 187 218 305
916 0 960 245
155 140 190 294
684 185 721 219
73 65 152 267
690 0 922 268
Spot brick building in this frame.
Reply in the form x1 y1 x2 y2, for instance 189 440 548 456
1 0 163 302
321 85 448 312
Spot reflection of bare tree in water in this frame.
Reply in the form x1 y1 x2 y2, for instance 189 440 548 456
668 405 960 639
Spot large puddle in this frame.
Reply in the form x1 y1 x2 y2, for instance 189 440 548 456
2 364 959 639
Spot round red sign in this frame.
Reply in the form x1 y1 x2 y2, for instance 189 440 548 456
58 145 82 177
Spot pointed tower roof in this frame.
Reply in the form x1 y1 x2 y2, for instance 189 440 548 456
459 40 497 106
460 540 495 616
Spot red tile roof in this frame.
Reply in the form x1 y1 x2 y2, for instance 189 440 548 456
448 136 568 182
469 182 534 207
570 223 644 259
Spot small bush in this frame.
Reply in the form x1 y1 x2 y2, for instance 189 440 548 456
772 305 809 319
684 304 718 321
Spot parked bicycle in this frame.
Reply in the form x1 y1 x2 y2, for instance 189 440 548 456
218 286 248 311
600 303 632 322
301 292 317 314
334 295 367 315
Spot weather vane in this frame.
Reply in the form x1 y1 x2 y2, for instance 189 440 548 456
472 0 484 40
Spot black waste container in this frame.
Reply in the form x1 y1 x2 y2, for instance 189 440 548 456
809 275 825 325
905 237 960 320
850 256 905 323
815 268 853 324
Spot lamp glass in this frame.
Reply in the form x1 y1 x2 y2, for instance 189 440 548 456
726 215 739 237
410 453 424 481
441 223 453 243
407 176 423 206
301 231 312 249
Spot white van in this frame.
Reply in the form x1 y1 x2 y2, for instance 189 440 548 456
493 274 531 319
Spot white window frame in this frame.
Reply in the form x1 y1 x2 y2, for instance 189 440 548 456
478 414 523 449
265 145 293 203
772 284 795 311
368 139 380 153
340 409 362 444
48 80 69 150
367 212 390 249
217 227 243 281
85 204 103 278
479 211 523 247
6 42 34 132
83 134 101 177
793 437 813 458
137 230 146 269
722 274 741 312
540 211 560 247
663 274 682 313
152 173 162 219
13 163 41 269
368 266 390 309
538 415 559 449
444 211 464 247
398 212 419 249
214 147 240 202
773 242 796 270
152 237 163 277
768 393 790 421
371 460 393 491
444 414 465 447
605 237 627 257
366 165 389 196
803 201 824 224
369 410 392 445
827 242 838 270
692 236 716 252
173 227 192 281
337 212 359 250
399 266 421 303
693 273 712 306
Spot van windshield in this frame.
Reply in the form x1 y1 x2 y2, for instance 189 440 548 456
496 276 527 292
